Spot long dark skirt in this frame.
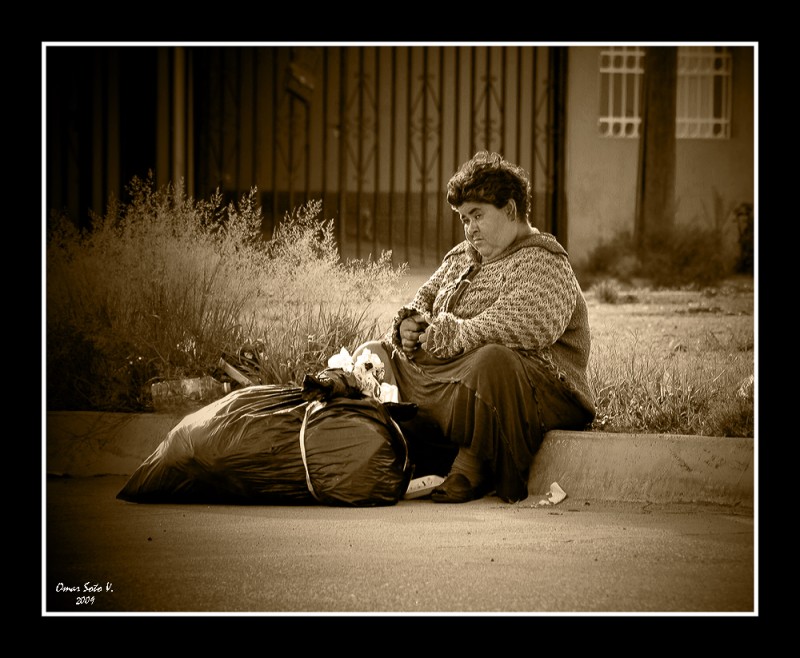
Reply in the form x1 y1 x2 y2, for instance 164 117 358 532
359 341 592 502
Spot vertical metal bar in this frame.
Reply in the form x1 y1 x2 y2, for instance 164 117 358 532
608 48 615 131
338 47 348 251
186 49 194 199
234 48 241 194
405 46 412 264
321 48 328 219
453 47 461 246
545 48 554 233
220 50 226 192
388 48 396 263
634 48 642 136
436 46 444 258
356 46 364 259
677 46 684 131
485 46 491 150
288 95 294 211
703 64 710 125
470 47 476 155
271 50 279 226
252 50 258 202
501 47 507 157
305 82 311 200
373 46 380 258
724 49 732 138
515 47 522 165
622 49 629 138
553 48 567 242
421 47 428 264
561 48 569 235
531 47 538 211
542 46 567 240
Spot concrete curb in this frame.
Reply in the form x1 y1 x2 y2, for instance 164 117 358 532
529 430 753 508
45 411 754 508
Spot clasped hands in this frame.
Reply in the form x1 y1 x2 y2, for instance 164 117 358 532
399 313 429 355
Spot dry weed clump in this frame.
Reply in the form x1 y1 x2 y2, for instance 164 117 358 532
46 176 405 412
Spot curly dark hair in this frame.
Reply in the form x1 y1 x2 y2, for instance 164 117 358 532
446 151 532 225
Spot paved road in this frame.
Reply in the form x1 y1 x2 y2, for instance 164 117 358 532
44 475 754 615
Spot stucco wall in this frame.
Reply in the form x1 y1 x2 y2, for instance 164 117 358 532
673 47 755 241
565 46 755 269
565 47 639 267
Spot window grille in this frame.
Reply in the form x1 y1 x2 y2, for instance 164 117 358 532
676 46 732 138
598 46 644 138
598 45 732 139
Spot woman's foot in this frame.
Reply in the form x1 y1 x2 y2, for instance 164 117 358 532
431 473 489 504
431 446 490 503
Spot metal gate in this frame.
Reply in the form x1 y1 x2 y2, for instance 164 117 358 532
188 45 568 269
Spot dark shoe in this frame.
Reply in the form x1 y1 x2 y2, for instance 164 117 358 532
431 473 487 504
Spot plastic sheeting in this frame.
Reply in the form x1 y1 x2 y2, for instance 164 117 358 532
116 384 413 507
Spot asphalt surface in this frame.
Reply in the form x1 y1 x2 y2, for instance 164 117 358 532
43 405 757 616
44 474 754 615
43 476 756 615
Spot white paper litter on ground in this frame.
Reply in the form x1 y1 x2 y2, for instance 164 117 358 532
535 482 567 506
404 474 445 499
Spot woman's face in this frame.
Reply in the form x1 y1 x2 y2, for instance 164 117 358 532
455 201 518 260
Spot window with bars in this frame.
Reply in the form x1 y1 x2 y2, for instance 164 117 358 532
598 46 732 139
598 46 644 138
676 46 732 138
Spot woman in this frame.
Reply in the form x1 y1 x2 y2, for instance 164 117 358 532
358 151 595 504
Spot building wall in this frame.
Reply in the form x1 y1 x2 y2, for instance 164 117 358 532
565 47 640 266
673 48 755 241
565 46 755 268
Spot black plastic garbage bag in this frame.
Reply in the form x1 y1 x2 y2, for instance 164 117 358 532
116 382 413 507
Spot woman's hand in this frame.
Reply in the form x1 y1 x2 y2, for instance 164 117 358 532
399 314 429 355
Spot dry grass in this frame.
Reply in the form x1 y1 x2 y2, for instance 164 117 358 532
584 278 754 437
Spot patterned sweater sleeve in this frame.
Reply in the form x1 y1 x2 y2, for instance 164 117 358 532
424 249 577 359
384 260 451 352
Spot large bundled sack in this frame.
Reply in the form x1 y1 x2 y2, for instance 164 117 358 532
116 379 413 507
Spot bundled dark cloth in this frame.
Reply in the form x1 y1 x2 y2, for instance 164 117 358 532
116 370 415 507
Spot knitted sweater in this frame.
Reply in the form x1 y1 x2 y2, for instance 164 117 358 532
387 231 595 416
